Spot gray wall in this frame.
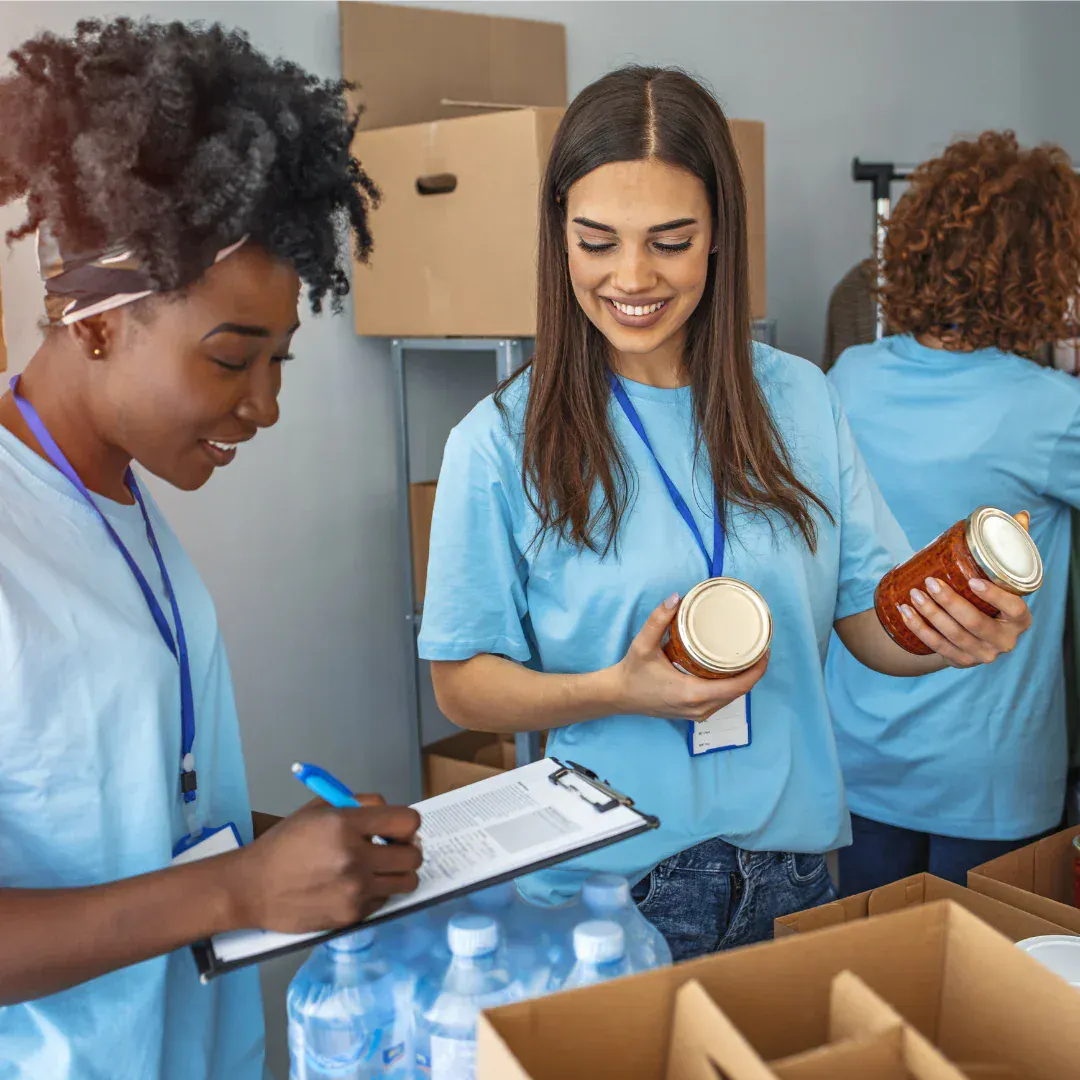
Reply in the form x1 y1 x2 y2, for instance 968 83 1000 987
2 3 1079 1077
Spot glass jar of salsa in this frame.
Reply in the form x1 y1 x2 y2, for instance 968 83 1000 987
875 507 1043 655
663 577 772 679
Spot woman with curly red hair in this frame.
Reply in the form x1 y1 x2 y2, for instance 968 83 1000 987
826 131 1080 893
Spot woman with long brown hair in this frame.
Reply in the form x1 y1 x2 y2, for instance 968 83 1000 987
826 132 1080 895
418 67 1031 960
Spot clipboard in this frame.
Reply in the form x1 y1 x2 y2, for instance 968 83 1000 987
191 757 658 982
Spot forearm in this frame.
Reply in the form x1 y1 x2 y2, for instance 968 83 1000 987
0 851 247 1004
430 654 625 733
834 608 948 677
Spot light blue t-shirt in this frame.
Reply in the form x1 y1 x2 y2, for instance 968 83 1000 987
0 425 265 1080
825 334 1080 840
418 345 908 894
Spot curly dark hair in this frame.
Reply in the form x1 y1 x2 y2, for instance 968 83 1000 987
0 17 377 314
879 131 1080 356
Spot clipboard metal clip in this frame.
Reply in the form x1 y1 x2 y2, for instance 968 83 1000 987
549 759 635 814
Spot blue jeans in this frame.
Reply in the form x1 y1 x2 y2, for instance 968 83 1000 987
630 836 837 962
839 813 1037 896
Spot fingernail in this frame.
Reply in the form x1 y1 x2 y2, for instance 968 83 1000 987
900 604 915 621
970 578 987 593
664 593 680 610
910 588 927 605
926 577 941 595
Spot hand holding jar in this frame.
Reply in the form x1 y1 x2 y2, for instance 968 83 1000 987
613 590 769 722
614 580 770 722
875 508 1037 669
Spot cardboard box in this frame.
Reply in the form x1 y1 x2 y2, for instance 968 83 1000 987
775 872 1075 942
968 824 1080 934
422 730 514 798
352 107 564 338
737 119 767 321
477 901 1080 1080
340 2 567 132
353 112 767 337
409 481 437 605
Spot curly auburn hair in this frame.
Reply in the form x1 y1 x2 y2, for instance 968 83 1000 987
879 130 1080 356
0 17 377 314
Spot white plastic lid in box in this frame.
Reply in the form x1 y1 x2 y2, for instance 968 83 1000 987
1015 935 1080 989
573 920 625 964
448 913 500 958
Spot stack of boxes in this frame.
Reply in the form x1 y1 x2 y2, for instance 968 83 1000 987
343 3 767 338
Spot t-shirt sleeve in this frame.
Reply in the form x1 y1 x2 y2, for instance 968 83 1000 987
416 422 531 663
829 380 913 620
1045 399 1080 509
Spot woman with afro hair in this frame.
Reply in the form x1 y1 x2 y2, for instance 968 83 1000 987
826 131 1080 894
0 17 421 1079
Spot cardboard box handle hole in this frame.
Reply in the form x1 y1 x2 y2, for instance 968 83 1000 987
416 173 458 196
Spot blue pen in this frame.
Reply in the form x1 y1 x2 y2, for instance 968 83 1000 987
292 762 361 808
291 762 393 845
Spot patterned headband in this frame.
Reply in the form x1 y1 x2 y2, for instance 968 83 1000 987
37 224 249 325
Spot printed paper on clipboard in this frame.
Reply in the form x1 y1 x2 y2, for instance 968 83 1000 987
191 758 658 981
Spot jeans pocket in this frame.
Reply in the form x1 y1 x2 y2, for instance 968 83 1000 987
785 852 828 887
632 867 664 912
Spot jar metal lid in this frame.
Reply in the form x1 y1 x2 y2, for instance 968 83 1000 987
965 507 1043 594
677 577 773 674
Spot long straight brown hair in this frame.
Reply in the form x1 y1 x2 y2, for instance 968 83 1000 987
499 66 831 556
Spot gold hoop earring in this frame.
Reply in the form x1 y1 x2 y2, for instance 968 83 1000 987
92 347 104 358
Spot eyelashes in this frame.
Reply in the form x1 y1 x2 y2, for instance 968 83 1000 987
577 239 616 254
576 238 694 255
212 354 294 372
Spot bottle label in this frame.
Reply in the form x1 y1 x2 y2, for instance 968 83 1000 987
383 1041 407 1066
431 1034 476 1080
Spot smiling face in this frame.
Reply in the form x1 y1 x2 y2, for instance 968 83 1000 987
565 158 714 372
94 244 300 491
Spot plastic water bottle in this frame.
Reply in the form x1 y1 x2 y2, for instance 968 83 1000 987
287 928 411 1078
582 873 672 971
414 914 519 1079
561 920 632 990
467 882 568 997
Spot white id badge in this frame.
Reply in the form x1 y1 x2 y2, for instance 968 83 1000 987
171 822 243 865
689 694 751 756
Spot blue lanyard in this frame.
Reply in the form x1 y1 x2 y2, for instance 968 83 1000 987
9 376 198 807
607 370 725 577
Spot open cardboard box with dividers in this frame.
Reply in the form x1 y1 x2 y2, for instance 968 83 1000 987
477 900 1080 1080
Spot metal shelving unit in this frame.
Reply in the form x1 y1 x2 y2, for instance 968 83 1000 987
392 338 536 802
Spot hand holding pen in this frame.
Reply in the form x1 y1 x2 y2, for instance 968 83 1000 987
224 763 422 934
